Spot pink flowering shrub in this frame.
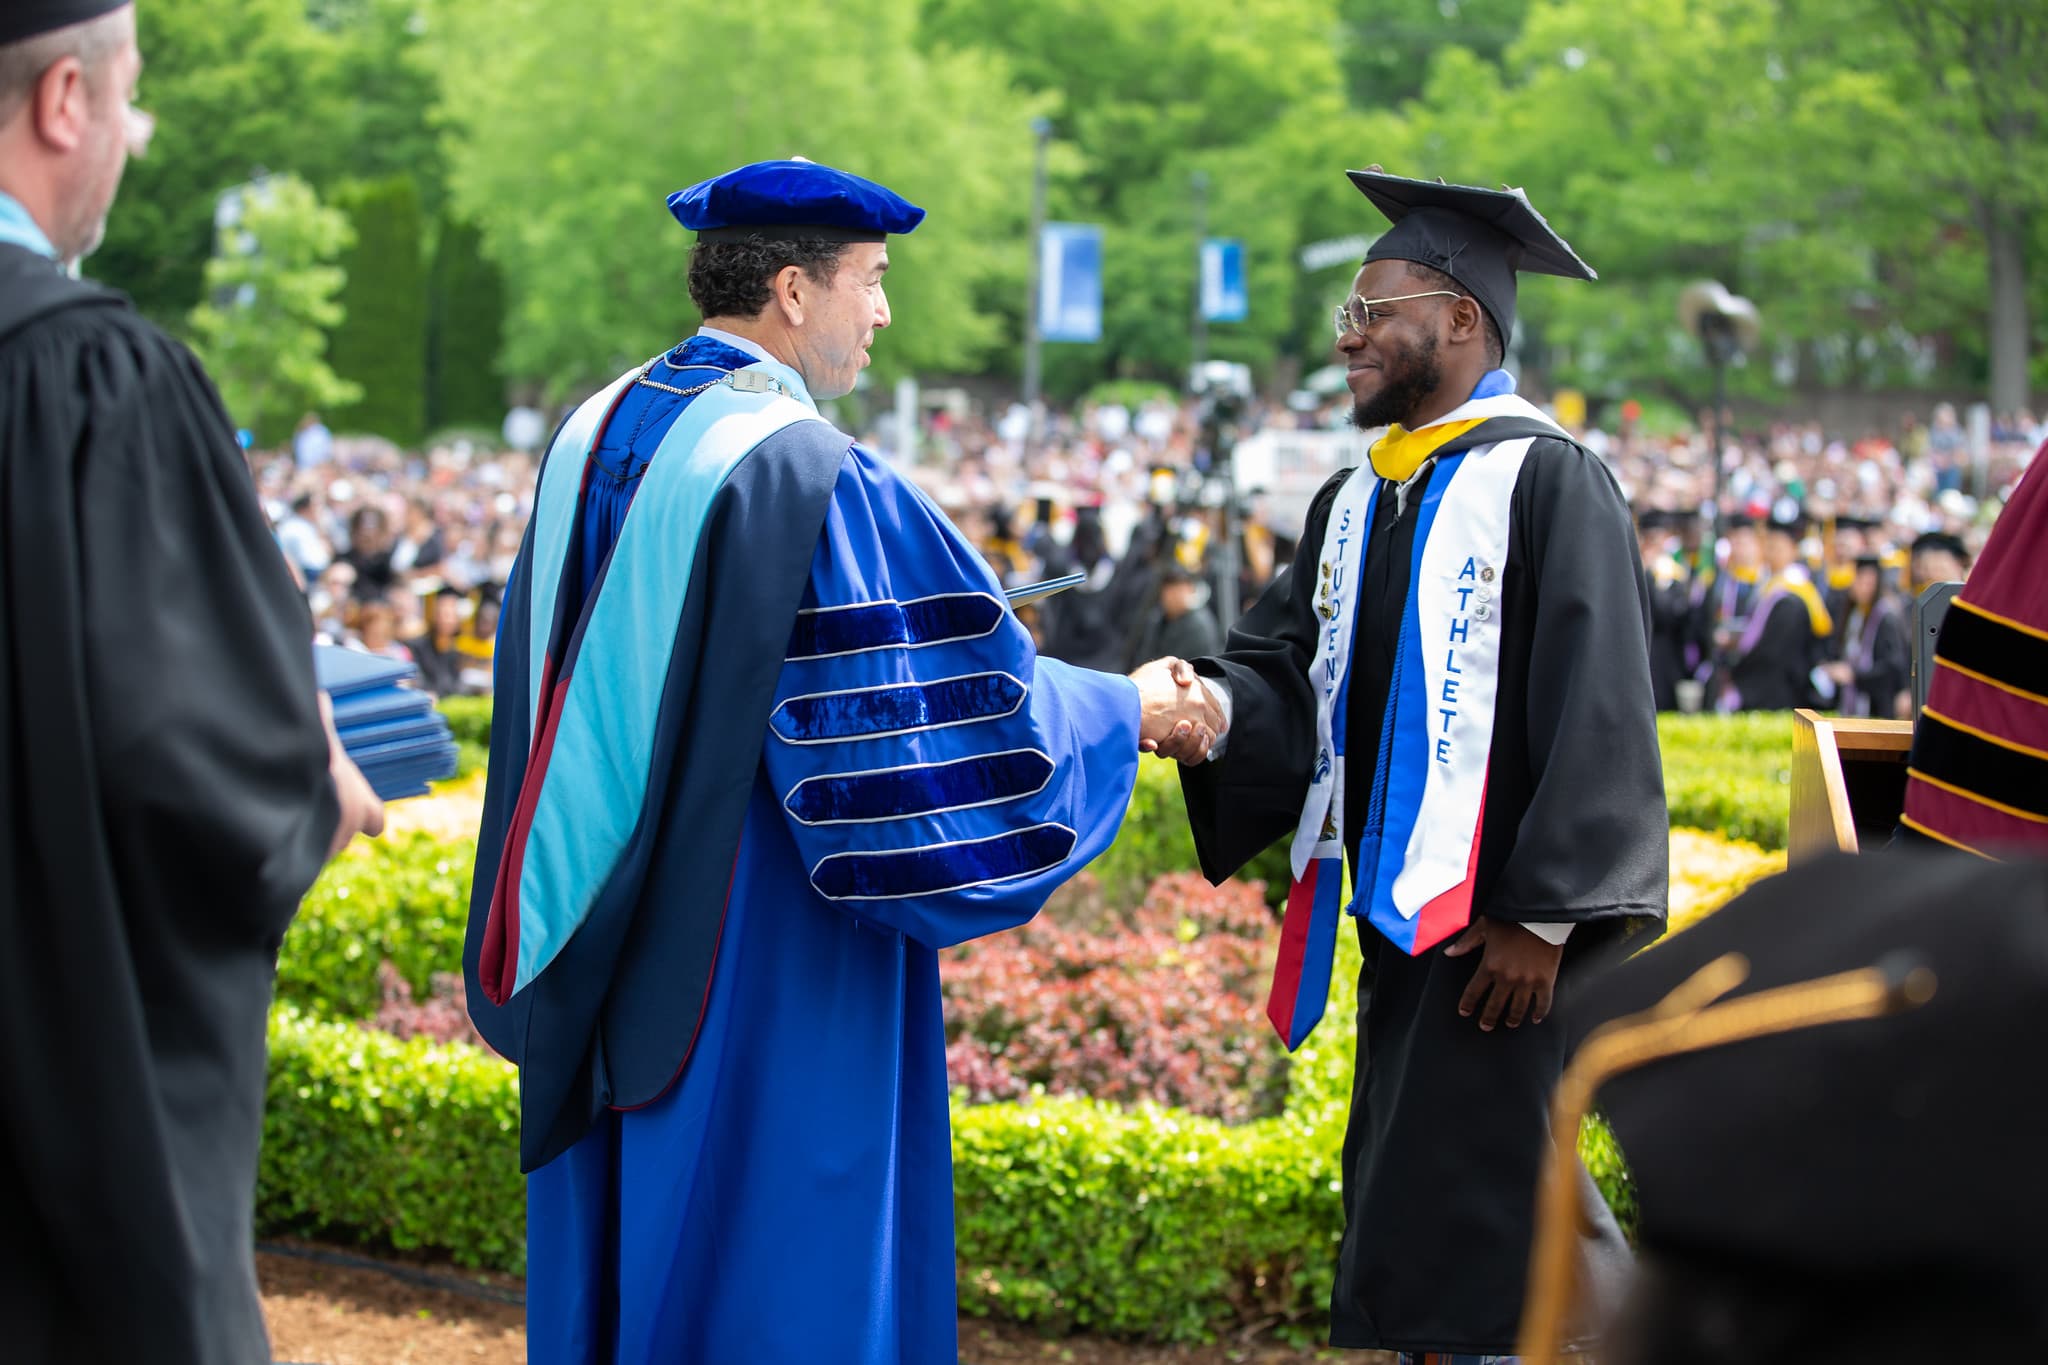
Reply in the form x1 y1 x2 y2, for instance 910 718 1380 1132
369 959 484 1047
942 873 1288 1123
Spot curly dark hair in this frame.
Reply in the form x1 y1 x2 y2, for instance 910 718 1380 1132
687 236 853 320
1403 261 1505 369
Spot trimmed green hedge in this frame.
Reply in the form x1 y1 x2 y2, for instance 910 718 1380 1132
259 889 1634 1341
438 695 492 749
1090 758 1292 914
279 834 472 1021
261 1009 524 1274
437 695 492 778
953 1098 1341 1339
1657 713 1795 850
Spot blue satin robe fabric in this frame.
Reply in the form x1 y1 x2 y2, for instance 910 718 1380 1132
524 365 1140 1364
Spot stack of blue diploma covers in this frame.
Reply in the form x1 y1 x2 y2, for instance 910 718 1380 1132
313 644 460 801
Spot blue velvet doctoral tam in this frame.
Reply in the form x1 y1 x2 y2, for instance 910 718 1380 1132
669 158 926 239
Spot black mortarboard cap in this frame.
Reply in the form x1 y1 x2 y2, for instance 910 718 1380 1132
1568 852 2048 1364
1349 169 1596 347
1765 505 1810 539
1910 530 1968 562
0 0 127 45
1635 507 1683 532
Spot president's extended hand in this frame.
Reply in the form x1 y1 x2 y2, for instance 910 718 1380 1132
1130 656 1225 765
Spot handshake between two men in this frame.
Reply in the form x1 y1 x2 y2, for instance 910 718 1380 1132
1129 657 1226 765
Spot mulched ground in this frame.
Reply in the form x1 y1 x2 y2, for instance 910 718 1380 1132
258 1245 1375 1364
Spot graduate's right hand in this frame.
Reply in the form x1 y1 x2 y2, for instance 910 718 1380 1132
320 691 386 859
1445 916 1563 1031
1131 656 1224 764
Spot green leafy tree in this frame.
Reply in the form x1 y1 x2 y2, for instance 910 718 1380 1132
429 0 1042 400
328 176 428 444
108 0 2040 407
1868 0 2048 413
188 175 362 445
1337 0 1530 109
923 0 1365 387
426 214 509 432
1371 0 2043 408
95 0 444 327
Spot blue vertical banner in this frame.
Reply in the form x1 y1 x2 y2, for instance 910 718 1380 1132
1039 222 1104 343
1200 238 1248 323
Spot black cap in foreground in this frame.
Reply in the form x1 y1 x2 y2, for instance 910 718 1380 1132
1349 168 1595 347
1565 852 2048 1365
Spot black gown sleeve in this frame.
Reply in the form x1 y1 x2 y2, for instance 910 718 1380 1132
1484 443 1668 931
1178 470 1349 883
79 328 338 927
0 297 335 1363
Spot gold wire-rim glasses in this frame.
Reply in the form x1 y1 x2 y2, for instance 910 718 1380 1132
1332 289 1463 339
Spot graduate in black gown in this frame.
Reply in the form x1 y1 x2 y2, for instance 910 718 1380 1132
0 6 381 1361
1161 171 1668 1360
1639 508 1693 711
1817 513 1875 658
1821 556 1910 719
1724 508 1834 712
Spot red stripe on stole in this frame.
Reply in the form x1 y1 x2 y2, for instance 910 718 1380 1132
479 653 574 1006
1409 775 1488 955
1266 862 1321 1040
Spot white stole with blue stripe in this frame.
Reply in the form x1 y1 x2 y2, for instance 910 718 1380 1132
1296 394 1561 952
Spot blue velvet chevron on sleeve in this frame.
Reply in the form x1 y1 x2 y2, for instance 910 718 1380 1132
762 445 1141 949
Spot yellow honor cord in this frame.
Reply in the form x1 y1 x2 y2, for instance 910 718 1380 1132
1366 417 1490 484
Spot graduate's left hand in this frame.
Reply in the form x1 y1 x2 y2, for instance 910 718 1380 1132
1445 917 1563 1031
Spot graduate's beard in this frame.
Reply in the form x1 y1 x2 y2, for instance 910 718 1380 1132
1349 330 1443 431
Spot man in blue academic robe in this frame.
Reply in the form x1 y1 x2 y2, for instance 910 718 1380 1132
464 159 1218 1364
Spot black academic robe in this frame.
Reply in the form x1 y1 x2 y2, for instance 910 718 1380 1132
1646 566 1691 711
1133 601 1225 666
1182 424 1667 1354
1730 593 1823 712
1841 597 1911 720
1821 573 1854 662
0 244 337 1364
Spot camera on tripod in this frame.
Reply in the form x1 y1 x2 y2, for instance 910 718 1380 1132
1189 360 1254 474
